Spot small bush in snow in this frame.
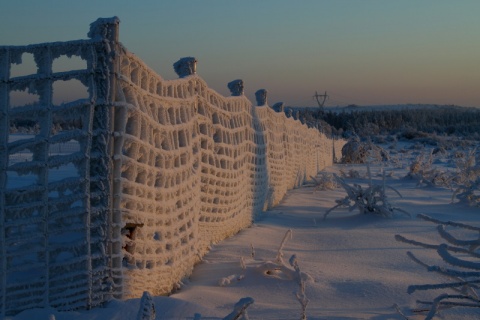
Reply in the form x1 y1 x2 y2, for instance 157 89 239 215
325 168 409 219
309 173 338 191
339 168 364 179
405 151 453 188
395 214 480 319
451 149 480 207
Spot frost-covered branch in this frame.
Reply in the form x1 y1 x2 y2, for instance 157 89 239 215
408 280 480 294
276 229 292 265
289 254 309 320
396 214 480 318
437 244 480 270
417 213 480 231
436 224 480 250
324 173 409 219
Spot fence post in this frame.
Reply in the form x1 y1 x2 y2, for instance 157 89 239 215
272 102 284 113
255 89 268 106
0 47 10 319
173 57 197 78
87 16 121 302
227 79 244 96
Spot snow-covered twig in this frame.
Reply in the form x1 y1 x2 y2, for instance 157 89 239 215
289 254 309 320
276 229 292 265
396 214 480 318
417 213 480 231
222 297 254 320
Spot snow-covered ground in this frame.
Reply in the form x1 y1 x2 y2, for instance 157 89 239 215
10 140 480 320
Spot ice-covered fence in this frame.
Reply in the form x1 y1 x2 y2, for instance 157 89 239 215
112 53 340 298
0 17 345 316
0 18 117 316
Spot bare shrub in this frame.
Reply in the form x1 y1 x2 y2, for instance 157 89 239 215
452 149 480 207
405 151 454 188
339 168 364 179
325 167 409 219
395 214 480 319
309 172 338 191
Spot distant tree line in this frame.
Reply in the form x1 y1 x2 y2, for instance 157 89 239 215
287 106 480 140
11 104 480 142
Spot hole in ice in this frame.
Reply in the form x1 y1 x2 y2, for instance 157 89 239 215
50 232 84 244
122 223 143 256
9 89 40 108
48 163 79 182
51 111 84 134
52 54 87 73
5 216 40 235
70 200 83 208
9 252 37 268
212 113 219 124
125 116 137 135
48 140 81 156
52 79 88 105
131 67 139 84
7 268 43 284
10 117 40 134
6 171 38 189
55 251 75 262
8 151 33 166
7 133 35 143
10 52 36 77
178 130 187 147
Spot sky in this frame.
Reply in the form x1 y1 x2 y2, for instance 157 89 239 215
1 0 479 107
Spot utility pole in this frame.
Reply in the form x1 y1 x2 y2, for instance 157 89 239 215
313 91 328 108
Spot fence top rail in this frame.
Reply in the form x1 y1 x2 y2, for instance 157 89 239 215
0 39 103 52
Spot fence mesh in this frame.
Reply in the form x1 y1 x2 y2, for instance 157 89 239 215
0 18 345 315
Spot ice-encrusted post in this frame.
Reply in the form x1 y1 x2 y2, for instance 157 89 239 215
88 16 120 43
227 79 244 96
136 291 156 320
255 89 268 106
32 44 54 307
88 17 120 302
173 57 197 78
0 48 10 320
272 102 285 113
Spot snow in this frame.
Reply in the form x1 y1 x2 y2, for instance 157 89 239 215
9 141 480 319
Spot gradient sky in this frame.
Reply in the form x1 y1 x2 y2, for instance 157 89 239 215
1 0 479 107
